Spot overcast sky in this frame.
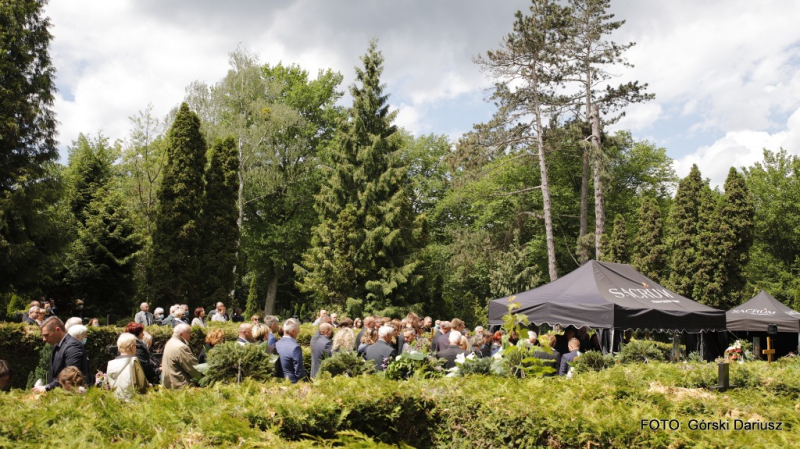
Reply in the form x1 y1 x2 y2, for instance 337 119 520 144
45 0 800 187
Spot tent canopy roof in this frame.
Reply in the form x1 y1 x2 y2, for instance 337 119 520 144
488 260 726 332
726 290 800 332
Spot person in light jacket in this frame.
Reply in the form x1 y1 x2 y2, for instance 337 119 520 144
162 323 201 389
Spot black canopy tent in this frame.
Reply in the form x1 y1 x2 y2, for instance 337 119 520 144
726 290 800 358
727 290 800 332
488 260 726 332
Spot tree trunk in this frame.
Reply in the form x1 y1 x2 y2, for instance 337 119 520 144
579 148 590 264
531 69 558 281
263 269 279 315
230 136 245 301
591 105 605 260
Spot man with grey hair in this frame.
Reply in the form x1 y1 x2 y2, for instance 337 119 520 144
436 330 469 369
365 325 397 371
276 319 305 383
24 306 43 326
237 323 253 345
432 321 452 353
67 324 88 345
162 323 200 389
263 315 280 345
134 302 154 326
64 317 83 330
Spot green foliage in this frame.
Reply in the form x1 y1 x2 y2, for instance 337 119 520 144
198 137 240 305
0 0 66 298
604 214 628 263
296 41 422 313
244 275 259 319
317 349 376 378
149 103 207 305
64 134 141 316
384 351 445 380
619 340 665 363
199 342 278 386
496 344 556 378
632 196 667 283
451 353 493 376
667 164 714 298
572 350 616 374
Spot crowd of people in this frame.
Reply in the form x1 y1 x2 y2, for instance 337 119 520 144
0 301 603 398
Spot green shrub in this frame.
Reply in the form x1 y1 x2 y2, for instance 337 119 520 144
572 350 616 374
318 350 376 378
619 340 665 363
384 351 445 380
200 342 279 386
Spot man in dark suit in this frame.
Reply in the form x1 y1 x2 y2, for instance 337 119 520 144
311 323 333 378
365 325 397 371
436 331 469 369
32 317 88 392
533 334 561 377
558 338 581 376
431 321 451 353
276 319 305 383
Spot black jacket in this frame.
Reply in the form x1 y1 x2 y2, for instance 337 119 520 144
365 340 396 371
532 348 561 377
135 339 160 384
437 345 469 369
47 334 88 390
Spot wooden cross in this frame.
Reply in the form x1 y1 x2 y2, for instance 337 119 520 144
762 337 776 363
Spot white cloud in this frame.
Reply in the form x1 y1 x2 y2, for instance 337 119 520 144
610 103 662 132
675 107 800 188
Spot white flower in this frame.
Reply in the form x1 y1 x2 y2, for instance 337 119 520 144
466 353 476 361
492 349 504 360
455 353 467 365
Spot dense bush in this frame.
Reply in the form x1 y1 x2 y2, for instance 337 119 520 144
199 342 278 386
619 340 666 363
1 362 799 448
318 350 376 378
572 350 616 374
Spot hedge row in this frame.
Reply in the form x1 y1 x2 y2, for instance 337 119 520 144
0 322 317 389
1 360 799 448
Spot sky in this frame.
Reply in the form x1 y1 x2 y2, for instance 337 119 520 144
44 0 800 188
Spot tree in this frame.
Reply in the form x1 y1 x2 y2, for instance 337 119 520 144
667 165 711 298
604 214 628 263
743 149 800 308
63 134 140 316
149 103 207 304
198 137 240 305
474 0 574 281
296 41 422 314
565 0 654 261
631 196 666 282
707 168 754 308
0 0 65 295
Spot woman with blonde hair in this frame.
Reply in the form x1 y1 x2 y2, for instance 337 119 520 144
332 326 355 353
199 328 226 364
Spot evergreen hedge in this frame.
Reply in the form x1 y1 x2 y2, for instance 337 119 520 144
0 361 799 447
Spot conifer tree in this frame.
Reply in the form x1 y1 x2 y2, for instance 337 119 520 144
631 197 666 282
64 135 140 315
604 214 628 263
150 103 207 304
296 41 421 313
690 184 721 305
199 137 240 305
707 168 754 307
1 0 65 295
667 165 707 297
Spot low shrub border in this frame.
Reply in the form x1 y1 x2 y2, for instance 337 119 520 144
0 361 798 448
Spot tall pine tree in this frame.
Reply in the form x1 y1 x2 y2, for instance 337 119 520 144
296 41 421 314
199 137 240 305
150 103 207 305
667 165 707 297
711 168 754 307
631 196 666 282
1 0 65 296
